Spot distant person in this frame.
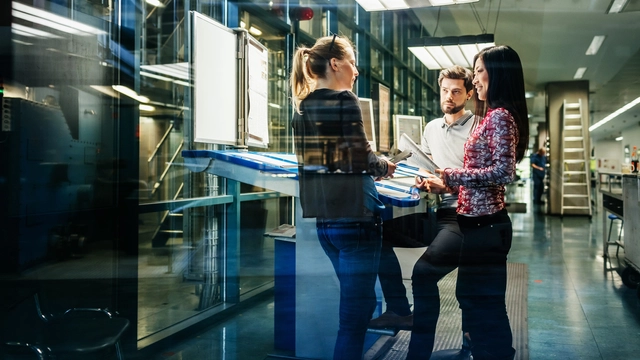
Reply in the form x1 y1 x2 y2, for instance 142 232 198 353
290 34 396 360
531 147 547 204
370 65 475 359
427 45 530 360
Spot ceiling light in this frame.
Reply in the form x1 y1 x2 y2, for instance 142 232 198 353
139 104 156 111
140 63 189 80
355 0 477 11
112 85 150 103
429 0 478 5
615 136 623 141
145 0 166 7
574 67 587 79
408 34 495 70
607 0 628 13
12 23 62 38
141 71 173 82
249 26 262 36
585 36 606 55
12 2 106 35
589 96 640 132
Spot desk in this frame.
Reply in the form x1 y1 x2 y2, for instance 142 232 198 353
621 175 640 292
182 150 426 359
599 171 640 292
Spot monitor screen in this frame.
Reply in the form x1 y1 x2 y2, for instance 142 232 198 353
393 114 424 150
377 85 391 154
359 98 377 153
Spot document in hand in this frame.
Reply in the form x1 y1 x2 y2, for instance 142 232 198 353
398 133 440 173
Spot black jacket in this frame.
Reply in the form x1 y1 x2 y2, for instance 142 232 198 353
292 89 388 219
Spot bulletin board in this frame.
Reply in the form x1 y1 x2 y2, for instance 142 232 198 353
191 12 237 145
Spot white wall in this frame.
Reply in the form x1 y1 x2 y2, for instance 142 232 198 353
620 125 640 161
592 123 640 171
593 139 623 172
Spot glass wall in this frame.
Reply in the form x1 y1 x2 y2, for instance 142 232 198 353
0 0 439 356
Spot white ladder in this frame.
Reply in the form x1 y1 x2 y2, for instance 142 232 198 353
561 99 592 217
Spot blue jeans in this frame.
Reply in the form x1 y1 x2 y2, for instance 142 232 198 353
316 217 382 360
456 209 515 360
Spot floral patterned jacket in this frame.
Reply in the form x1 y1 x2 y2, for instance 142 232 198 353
443 108 519 216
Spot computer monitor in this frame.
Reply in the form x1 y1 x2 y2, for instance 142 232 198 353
375 84 391 154
359 98 377 153
393 114 424 150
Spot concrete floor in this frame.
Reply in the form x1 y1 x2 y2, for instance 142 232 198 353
149 183 640 360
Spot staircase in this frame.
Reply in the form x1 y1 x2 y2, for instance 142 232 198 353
560 99 592 217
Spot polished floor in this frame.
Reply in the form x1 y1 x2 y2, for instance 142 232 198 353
150 182 640 360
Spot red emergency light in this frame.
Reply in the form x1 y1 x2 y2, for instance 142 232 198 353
289 7 314 21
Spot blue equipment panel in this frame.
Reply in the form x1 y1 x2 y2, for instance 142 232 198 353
182 150 420 207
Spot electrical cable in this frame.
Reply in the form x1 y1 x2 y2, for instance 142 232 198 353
433 7 442 36
494 0 503 34
470 3 486 34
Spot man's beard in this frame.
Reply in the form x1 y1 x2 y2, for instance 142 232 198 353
441 102 466 115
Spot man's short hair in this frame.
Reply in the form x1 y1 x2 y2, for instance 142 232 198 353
438 65 474 93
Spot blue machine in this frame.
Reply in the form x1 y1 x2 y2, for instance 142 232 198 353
182 149 427 359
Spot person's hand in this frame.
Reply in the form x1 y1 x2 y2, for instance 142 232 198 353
374 160 396 181
426 177 449 194
385 159 396 178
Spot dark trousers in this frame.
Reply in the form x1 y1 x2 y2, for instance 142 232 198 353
455 209 515 360
316 217 382 360
532 176 544 203
379 212 430 316
405 209 464 359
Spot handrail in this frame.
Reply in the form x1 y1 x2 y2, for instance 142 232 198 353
148 124 174 163
160 17 185 55
151 140 184 196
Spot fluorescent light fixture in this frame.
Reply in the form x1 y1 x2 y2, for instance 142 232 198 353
12 23 62 38
356 0 477 11
615 136 623 141
145 0 165 7
607 0 628 13
268 103 282 109
430 0 479 5
140 71 173 82
525 92 536 99
139 104 156 111
90 85 120 98
173 80 191 87
585 36 606 55
12 2 106 36
574 67 587 79
408 34 495 70
140 63 189 80
12 39 33 45
112 85 150 103
589 96 640 131
249 26 262 36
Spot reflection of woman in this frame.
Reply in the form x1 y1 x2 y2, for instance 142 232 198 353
290 35 395 359
439 45 529 360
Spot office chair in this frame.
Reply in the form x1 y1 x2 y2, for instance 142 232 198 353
2 292 130 359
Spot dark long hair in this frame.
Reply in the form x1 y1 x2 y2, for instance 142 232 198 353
473 45 529 162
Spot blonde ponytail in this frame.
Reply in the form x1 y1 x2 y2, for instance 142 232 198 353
290 48 315 113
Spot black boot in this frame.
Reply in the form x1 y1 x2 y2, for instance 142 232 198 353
429 332 472 360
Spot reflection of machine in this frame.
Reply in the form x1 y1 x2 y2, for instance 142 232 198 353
49 223 87 260
0 98 102 272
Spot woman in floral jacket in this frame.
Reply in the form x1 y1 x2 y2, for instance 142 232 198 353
439 45 529 360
